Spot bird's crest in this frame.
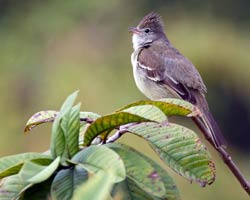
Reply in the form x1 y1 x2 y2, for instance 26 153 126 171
137 12 164 32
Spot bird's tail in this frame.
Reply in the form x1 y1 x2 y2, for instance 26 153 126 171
191 90 226 149
205 110 226 148
192 108 226 149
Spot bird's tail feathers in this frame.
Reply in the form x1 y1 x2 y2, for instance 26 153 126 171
192 110 226 149
203 110 227 148
191 90 226 149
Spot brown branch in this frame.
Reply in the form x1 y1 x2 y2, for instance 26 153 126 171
106 129 128 143
106 123 138 143
192 117 250 196
80 117 94 123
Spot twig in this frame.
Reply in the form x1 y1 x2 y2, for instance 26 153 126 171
192 117 250 195
80 117 94 123
106 129 128 143
106 123 138 143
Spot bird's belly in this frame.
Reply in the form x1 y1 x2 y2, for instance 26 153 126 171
133 67 176 100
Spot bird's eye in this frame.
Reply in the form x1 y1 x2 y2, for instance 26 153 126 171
144 28 151 33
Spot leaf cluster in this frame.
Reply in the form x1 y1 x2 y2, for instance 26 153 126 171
0 91 216 200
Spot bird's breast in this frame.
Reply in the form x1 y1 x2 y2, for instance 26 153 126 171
131 52 176 100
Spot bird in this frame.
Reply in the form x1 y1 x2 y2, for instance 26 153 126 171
129 12 225 148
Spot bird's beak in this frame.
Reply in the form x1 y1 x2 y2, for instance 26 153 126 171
128 27 140 34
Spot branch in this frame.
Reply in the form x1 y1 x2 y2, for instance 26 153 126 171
106 129 128 143
80 117 94 123
192 117 250 195
106 123 138 143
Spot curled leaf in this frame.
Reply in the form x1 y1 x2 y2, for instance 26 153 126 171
24 110 58 133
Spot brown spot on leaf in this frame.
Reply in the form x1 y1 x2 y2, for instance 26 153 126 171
198 181 206 187
148 171 159 181
172 185 177 189
33 112 42 119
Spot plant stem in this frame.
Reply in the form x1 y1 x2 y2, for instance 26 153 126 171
192 117 250 196
106 129 128 143
106 123 138 143
80 117 94 123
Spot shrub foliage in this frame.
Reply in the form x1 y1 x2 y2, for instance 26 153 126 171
0 91 216 200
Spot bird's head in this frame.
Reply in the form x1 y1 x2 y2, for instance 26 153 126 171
129 12 166 50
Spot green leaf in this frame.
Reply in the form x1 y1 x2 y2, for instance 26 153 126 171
108 143 180 200
0 175 53 200
79 111 102 145
122 105 167 122
83 105 165 145
111 179 135 200
107 143 165 198
128 122 216 186
112 178 155 200
51 166 88 200
0 174 29 199
79 112 101 136
61 104 81 158
58 91 79 119
79 111 101 121
118 99 199 117
50 91 78 160
71 145 126 183
26 157 60 184
112 176 179 200
0 153 52 179
72 171 114 200
142 156 181 200
0 156 56 199
51 120 66 160
24 110 58 133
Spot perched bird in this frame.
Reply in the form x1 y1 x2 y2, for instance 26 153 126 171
129 12 225 148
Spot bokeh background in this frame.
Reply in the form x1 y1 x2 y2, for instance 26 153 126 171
0 0 249 199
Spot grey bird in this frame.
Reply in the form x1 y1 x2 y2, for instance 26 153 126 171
129 12 225 148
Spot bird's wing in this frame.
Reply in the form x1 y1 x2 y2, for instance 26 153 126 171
137 45 205 104
137 45 226 148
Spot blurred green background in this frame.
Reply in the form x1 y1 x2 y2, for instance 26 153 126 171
0 0 249 199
